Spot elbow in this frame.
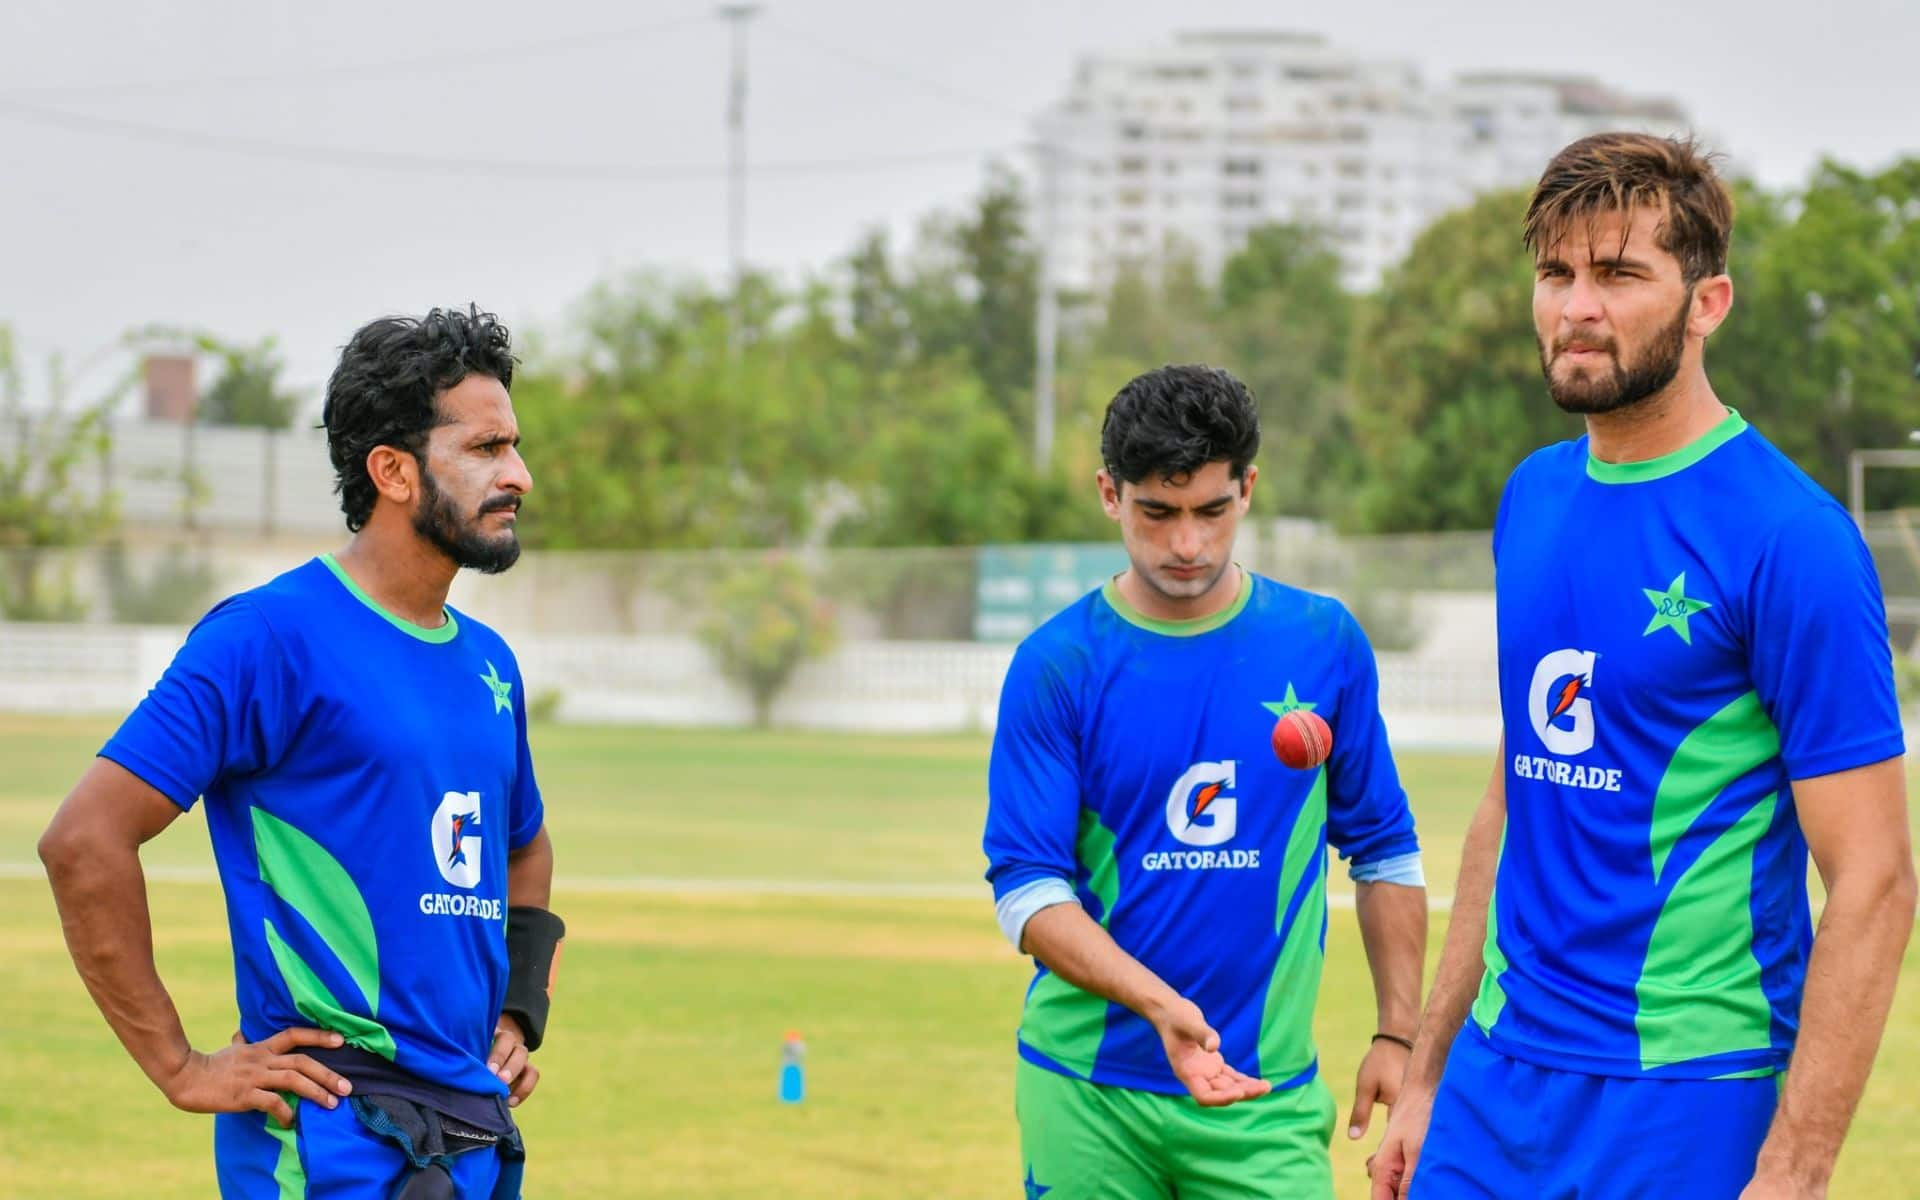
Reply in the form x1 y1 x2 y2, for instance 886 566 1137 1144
1892 860 1919 926
37 800 109 885
37 817 85 882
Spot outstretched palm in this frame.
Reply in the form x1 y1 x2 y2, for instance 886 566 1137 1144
1157 998 1272 1107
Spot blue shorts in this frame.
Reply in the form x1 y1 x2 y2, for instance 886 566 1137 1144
1410 1027 1778 1200
215 1097 514 1198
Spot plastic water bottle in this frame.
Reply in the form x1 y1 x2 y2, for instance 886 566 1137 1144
778 1030 806 1104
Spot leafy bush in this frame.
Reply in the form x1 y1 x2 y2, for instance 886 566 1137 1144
697 557 838 727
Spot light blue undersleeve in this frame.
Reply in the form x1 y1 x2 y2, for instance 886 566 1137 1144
995 876 1078 950
1350 851 1425 886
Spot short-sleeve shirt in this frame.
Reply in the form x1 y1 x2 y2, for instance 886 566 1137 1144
1478 411 1905 1078
102 555 545 1095
982 570 1420 1094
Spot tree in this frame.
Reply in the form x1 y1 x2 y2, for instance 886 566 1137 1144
0 327 121 618
1216 224 1357 520
954 165 1040 425
697 556 837 728
1713 159 1920 508
513 271 865 551
1347 189 1582 532
199 338 300 430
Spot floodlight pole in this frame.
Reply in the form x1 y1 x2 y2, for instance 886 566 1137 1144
1032 135 1061 470
719 4 760 345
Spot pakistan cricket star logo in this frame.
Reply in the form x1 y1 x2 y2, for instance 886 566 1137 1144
1641 572 1712 645
1261 682 1316 718
479 661 513 714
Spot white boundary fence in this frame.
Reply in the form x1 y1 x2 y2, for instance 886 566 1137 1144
0 622 1503 750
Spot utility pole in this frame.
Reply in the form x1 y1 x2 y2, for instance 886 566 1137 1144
719 4 760 343
1032 135 1061 469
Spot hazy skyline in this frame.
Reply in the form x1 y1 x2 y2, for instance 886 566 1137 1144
4 0 1916 402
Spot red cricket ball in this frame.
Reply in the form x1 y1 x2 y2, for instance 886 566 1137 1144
1271 708 1333 770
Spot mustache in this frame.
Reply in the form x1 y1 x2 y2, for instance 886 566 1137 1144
1555 335 1616 355
479 495 521 516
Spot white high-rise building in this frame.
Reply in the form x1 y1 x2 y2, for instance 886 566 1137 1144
1037 31 1693 294
1448 73 1690 201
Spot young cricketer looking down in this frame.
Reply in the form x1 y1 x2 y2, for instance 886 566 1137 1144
984 365 1429 1199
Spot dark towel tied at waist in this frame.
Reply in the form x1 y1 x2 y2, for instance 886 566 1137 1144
309 1044 519 1139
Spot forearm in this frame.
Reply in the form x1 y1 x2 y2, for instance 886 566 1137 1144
1404 785 1504 1091
1355 880 1428 1038
1753 867 1917 1189
40 839 191 1090
1021 901 1185 1024
506 827 554 910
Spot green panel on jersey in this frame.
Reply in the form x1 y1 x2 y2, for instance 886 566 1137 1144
266 1096 306 1199
1020 810 1121 1077
1470 834 1511 1035
263 918 398 1061
252 807 383 1015
1649 690 1780 883
1257 769 1328 1078
1636 791 1778 1069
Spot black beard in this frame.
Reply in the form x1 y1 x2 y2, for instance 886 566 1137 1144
1539 292 1691 415
413 467 521 574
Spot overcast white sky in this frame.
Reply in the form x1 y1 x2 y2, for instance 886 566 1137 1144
3 0 1916 404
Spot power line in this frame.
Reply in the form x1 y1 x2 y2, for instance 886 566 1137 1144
0 13 715 100
757 19 1032 123
0 97 1005 182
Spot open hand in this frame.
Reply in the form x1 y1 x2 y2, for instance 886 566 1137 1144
163 1028 353 1129
1154 997 1271 1107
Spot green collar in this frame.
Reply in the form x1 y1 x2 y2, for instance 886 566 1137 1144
1585 408 1747 484
1101 567 1253 637
319 554 459 644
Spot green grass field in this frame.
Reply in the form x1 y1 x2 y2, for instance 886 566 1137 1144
1 716 1914 1198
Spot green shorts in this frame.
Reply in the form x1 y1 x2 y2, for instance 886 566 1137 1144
1015 1059 1336 1199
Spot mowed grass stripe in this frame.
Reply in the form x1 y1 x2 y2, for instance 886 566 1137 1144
2 715 1915 1198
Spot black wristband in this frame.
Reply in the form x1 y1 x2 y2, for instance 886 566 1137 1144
503 905 566 1052
1372 1032 1415 1052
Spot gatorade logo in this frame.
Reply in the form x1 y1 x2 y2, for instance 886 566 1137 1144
430 791 484 889
1165 760 1237 847
1528 649 1597 756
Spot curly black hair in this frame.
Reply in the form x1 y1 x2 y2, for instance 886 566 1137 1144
1100 364 1261 487
321 305 516 532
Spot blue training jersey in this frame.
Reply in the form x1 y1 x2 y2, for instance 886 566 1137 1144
983 570 1420 1094
1477 410 1905 1079
102 555 545 1096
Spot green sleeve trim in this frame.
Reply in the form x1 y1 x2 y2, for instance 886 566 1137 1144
1585 409 1747 484
318 553 459 644
252 808 383 1015
1099 567 1253 637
